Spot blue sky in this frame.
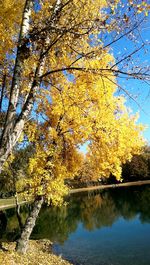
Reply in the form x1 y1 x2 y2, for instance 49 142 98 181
111 16 150 144
80 14 150 154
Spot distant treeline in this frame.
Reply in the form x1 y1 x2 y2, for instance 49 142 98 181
67 146 150 188
121 146 150 182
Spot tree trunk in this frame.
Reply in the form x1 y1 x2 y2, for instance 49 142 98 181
0 0 63 173
16 196 43 254
0 0 33 172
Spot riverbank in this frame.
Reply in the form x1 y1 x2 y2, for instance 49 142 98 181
70 179 150 194
1 179 150 210
0 240 72 265
0 197 26 210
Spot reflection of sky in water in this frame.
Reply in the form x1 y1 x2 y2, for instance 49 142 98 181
54 216 150 265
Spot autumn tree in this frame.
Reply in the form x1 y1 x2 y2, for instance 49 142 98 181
0 0 149 254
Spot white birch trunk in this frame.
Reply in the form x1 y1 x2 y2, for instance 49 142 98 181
10 0 33 110
0 0 33 170
0 0 63 172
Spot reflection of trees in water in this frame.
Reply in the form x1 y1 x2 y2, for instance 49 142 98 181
138 187 150 223
0 211 7 237
0 205 30 241
32 205 80 244
110 188 139 221
2 186 150 243
109 186 150 223
80 192 119 230
31 186 150 243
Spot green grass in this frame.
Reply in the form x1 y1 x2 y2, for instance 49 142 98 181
0 197 16 210
0 196 26 210
0 197 15 205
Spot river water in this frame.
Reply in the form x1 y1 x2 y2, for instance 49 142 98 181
1 185 150 265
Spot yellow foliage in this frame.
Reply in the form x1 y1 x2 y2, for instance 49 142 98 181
0 241 71 265
1 0 146 204
0 0 24 61
21 53 145 203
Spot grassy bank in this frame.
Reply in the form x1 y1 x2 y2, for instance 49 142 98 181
0 197 26 210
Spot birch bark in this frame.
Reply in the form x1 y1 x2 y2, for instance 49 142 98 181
0 0 64 172
0 0 33 170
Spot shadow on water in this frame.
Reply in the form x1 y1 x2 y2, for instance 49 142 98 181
1 185 150 264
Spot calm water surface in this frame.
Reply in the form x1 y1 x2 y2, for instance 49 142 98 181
1 185 150 265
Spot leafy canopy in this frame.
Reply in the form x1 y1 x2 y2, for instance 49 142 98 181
0 0 147 204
